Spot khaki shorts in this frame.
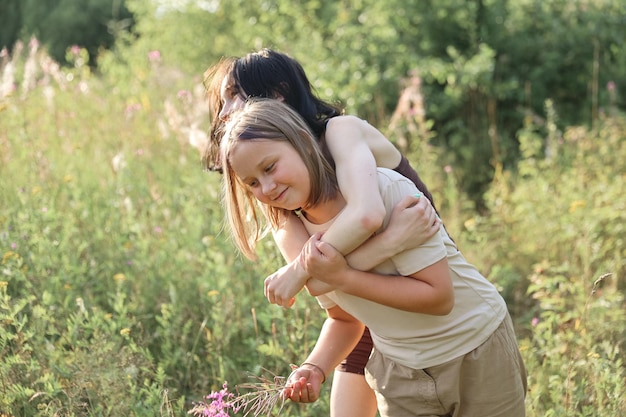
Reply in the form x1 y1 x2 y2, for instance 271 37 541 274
365 315 527 417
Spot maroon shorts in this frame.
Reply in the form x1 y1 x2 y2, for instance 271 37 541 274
336 327 373 374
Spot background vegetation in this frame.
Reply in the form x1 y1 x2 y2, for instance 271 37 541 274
1 0 624 416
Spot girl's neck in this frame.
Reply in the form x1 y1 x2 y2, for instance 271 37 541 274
300 194 346 225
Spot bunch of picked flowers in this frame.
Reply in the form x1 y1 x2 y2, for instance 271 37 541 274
188 372 290 417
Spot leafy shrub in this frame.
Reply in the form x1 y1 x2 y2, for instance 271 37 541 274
456 101 626 416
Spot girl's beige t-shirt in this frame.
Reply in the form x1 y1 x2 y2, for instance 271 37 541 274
301 168 508 370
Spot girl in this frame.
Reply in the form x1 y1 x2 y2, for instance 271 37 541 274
220 99 527 417
203 49 441 417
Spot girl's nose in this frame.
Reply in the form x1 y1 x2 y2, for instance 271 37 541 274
261 178 276 195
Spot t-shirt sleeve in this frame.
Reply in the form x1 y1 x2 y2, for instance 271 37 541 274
377 169 447 276
315 293 337 310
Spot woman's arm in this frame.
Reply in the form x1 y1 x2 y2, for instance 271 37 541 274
301 234 455 315
267 213 322 306
318 116 395 252
283 305 364 404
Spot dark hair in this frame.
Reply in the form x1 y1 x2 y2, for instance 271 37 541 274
232 49 341 138
202 49 342 172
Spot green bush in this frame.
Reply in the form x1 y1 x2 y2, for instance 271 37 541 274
455 101 626 416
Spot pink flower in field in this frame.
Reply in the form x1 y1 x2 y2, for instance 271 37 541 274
531 317 539 327
607 81 616 92
10 243 16 250
148 50 161 62
189 382 238 417
70 45 81 55
444 165 453 174
125 103 142 118
177 90 192 102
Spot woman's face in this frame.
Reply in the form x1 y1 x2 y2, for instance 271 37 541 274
218 76 246 121
228 139 310 212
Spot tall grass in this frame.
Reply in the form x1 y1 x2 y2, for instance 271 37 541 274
0 41 624 416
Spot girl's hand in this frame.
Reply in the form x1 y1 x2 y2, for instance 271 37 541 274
301 233 350 287
383 193 440 252
264 261 304 308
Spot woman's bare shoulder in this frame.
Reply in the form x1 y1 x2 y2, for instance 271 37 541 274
325 115 379 138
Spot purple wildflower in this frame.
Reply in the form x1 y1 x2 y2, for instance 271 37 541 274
189 382 238 417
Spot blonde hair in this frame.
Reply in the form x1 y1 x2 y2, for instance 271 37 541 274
220 99 338 260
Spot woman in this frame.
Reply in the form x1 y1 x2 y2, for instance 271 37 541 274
220 99 527 417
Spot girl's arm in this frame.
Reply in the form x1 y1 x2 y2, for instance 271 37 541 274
266 213 314 306
283 305 364 404
301 234 455 315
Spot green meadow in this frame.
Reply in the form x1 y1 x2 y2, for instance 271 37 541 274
1 42 624 416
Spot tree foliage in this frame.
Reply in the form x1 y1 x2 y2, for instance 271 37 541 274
0 0 134 65
3 0 625 206
115 0 625 208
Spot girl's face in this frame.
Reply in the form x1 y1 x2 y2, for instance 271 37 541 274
218 76 246 121
229 139 311 211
